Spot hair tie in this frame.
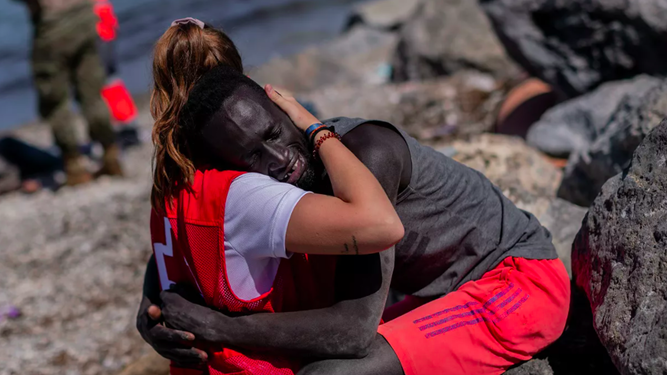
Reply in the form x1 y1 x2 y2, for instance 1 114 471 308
171 17 205 30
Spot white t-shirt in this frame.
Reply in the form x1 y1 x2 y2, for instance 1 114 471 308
223 172 310 301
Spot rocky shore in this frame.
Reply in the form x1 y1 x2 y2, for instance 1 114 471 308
1 0 667 374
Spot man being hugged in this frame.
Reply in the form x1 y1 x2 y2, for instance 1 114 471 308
138 18 570 375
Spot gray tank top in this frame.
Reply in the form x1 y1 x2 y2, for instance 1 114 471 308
325 117 557 298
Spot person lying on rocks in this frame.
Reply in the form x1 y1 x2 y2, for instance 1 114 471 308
137 19 571 375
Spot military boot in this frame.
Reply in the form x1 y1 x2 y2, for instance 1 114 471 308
95 144 124 177
64 153 93 186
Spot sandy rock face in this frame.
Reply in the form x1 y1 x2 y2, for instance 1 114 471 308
249 26 398 93
537 199 588 278
305 71 507 142
0 155 20 194
557 79 667 207
392 0 520 82
527 75 663 158
115 352 169 375
345 0 419 31
0 145 155 375
572 120 667 374
505 358 554 375
480 0 667 97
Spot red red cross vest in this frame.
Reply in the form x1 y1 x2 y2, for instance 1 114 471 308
150 169 336 375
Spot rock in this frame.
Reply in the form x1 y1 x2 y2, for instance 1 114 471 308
446 133 562 218
249 26 398 93
557 79 667 207
537 199 588 278
540 285 621 375
305 71 508 142
345 0 419 31
0 155 20 194
480 0 667 98
392 0 521 82
0 139 155 375
505 358 553 375
527 75 663 158
115 352 169 375
572 120 667 374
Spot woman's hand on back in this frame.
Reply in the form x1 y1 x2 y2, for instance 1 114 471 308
264 84 319 131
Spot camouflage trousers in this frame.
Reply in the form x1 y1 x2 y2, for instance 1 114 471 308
31 3 115 156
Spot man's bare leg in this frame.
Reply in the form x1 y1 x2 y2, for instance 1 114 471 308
298 336 403 375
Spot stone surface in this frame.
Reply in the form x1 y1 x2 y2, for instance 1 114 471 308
0 132 155 375
345 0 419 31
527 75 663 158
537 199 588 278
249 26 397 93
115 353 169 375
480 0 667 98
305 71 508 142
0 155 20 194
505 358 554 375
541 285 621 375
572 121 667 374
558 79 667 207
392 0 520 82
446 133 562 218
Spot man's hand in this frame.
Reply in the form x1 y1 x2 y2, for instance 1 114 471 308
136 295 208 367
159 285 228 345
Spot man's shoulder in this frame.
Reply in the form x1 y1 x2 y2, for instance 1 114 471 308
339 121 408 159
338 120 412 191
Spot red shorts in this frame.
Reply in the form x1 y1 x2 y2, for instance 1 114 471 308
378 257 570 375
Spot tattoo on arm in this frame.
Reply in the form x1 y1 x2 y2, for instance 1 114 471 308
342 236 360 255
353 236 359 255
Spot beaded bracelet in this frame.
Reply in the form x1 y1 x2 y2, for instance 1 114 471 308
309 125 332 144
312 132 342 159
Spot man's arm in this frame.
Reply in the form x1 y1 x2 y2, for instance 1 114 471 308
151 123 411 359
136 255 208 366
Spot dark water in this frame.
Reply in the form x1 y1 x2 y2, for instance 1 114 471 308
0 0 369 131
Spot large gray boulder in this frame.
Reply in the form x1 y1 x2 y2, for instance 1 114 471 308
505 359 553 375
392 0 520 82
345 0 420 31
304 71 507 142
250 26 398 93
0 155 20 195
0 139 155 375
527 75 663 158
480 0 667 98
537 199 588 278
558 79 667 207
572 121 667 374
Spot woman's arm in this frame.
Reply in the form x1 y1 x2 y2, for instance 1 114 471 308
264 85 404 255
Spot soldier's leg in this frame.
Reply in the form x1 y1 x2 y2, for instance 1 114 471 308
31 31 78 157
72 37 115 149
72 36 123 176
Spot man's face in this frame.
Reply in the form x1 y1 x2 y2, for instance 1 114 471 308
200 85 317 190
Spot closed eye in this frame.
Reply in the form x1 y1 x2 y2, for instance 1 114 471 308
267 126 282 141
